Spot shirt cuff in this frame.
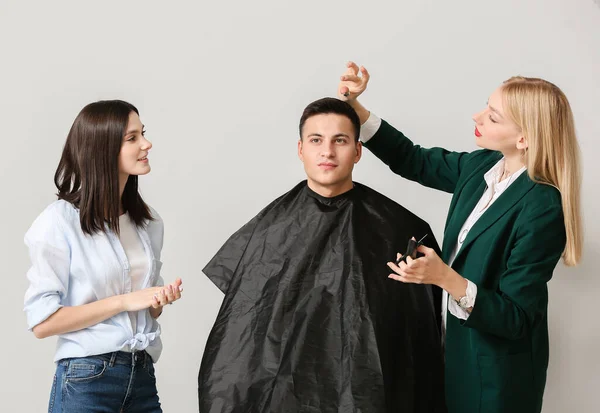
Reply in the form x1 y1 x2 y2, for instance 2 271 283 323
25 296 63 331
359 112 382 143
448 280 478 320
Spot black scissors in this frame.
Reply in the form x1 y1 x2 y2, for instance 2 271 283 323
396 234 429 265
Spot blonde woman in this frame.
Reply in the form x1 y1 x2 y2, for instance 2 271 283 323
337 62 582 413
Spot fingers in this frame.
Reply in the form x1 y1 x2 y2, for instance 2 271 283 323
151 289 168 308
151 295 160 309
147 279 184 309
393 253 416 266
161 280 184 307
416 245 434 256
340 74 362 83
169 279 183 299
173 282 182 298
340 64 369 85
172 283 182 300
338 61 369 101
386 260 415 283
150 286 162 306
338 73 361 100
165 284 176 303
360 66 370 85
387 255 421 284
388 271 422 284
388 273 410 283
387 259 407 275
174 278 184 293
152 292 161 307
156 289 168 306
346 61 360 75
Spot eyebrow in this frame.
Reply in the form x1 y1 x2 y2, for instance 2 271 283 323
124 125 145 136
306 133 351 139
487 104 503 118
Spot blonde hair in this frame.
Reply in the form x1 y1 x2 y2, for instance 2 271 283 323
502 76 582 266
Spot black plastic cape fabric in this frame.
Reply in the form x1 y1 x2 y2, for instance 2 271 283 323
199 181 446 413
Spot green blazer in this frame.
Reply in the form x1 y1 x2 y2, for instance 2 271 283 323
365 120 566 413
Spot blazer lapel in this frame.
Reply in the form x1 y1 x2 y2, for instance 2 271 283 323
442 154 501 262
442 179 486 262
450 173 536 265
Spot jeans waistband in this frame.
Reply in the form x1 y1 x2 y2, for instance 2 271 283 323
59 350 150 367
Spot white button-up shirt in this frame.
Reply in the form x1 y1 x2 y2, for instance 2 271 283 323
23 200 165 362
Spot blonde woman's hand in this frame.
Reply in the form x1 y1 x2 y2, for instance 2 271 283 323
387 245 449 286
338 61 370 101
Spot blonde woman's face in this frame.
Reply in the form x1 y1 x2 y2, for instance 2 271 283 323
472 86 526 154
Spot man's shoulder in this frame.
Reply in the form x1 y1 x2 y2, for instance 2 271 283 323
353 182 428 224
257 181 307 216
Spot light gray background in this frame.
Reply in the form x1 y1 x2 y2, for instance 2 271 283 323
1 1 599 412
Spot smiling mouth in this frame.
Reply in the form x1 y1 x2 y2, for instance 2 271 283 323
138 156 148 161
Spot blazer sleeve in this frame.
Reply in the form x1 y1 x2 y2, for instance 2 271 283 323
462 200 566 339
364 119 477 193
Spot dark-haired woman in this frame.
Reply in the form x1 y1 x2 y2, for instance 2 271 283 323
23 100 182 413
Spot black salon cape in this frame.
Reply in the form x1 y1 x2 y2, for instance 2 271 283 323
199 181 446 413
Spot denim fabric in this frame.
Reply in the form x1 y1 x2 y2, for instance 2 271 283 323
49 351 161 413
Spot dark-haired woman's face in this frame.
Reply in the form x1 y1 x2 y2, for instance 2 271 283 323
118 112 152 179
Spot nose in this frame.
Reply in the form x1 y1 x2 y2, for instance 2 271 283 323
320 142 335 158
472 108 485 124
141 136 152 151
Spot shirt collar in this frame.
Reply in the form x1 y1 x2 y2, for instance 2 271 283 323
484 158 528 192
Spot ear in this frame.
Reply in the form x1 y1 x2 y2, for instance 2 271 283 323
298 139 304 161
516 135 528 150
354 141 363 164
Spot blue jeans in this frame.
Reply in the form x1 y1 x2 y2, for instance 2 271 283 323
48 350 162 413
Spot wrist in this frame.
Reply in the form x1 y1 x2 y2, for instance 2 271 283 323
115 294 128 313
442 268 468 301
347 100 369 125
359 110 371 126
345 97 359 106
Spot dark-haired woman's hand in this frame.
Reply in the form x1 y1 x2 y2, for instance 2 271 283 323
151 278 183 308
122 287 165 312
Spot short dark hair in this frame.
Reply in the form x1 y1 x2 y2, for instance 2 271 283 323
299 97 360 141
54 100 153 236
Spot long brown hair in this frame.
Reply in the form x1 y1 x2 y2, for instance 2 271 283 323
502 77 582 266
54 100 153 235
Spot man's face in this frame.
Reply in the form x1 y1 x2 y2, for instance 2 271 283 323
298 113 362 197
